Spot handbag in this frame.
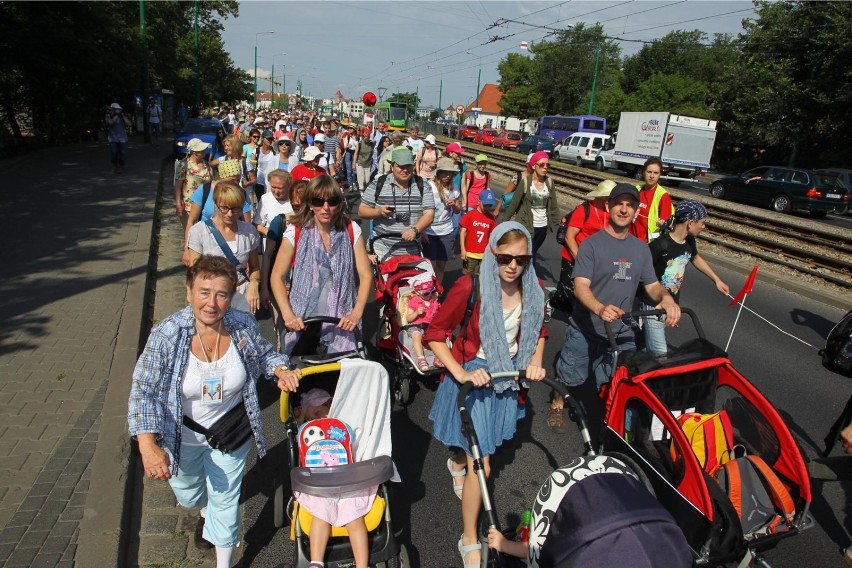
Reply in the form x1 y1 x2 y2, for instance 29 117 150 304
183 402 253 453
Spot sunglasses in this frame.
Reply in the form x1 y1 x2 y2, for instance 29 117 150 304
216 204 242 214
494 253 532 267
250 135 259 139
309 195 342 207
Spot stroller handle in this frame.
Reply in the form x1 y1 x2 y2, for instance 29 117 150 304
368 232 424 257
294 315 366 355
603 306 704 352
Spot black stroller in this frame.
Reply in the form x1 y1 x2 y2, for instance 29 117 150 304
457 373 692 567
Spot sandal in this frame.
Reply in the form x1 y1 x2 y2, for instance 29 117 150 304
458 535 481 568
546 407 566 430
446 458 466 500
417 356 430 372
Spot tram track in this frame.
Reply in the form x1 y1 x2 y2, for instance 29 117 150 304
438 136 852 291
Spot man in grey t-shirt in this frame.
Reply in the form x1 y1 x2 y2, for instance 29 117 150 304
358 146 435 261
554 183 680 413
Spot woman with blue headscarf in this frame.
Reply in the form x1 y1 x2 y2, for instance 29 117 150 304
424 221 549 568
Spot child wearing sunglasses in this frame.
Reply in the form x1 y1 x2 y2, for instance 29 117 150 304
424 222 549 568
398 272 441 372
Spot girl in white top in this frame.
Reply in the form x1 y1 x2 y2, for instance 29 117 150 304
423 157 462 283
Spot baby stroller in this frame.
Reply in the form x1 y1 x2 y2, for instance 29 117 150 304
456 374 692 567
598 308 812 567
370 233 443 405
274 319 408 567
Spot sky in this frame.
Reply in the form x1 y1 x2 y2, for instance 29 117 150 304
220 1 758 110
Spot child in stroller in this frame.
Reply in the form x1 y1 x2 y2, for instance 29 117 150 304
397 272 441 371
295 413 371 568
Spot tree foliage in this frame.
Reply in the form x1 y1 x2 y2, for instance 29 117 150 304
0 1 248 143
495 2 851 169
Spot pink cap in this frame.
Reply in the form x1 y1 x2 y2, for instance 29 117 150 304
446 142 464 154
529 151 549 167
300 388 331 410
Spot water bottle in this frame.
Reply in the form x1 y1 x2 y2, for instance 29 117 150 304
514 509 532 542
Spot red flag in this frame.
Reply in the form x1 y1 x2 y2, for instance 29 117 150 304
729 266 759 306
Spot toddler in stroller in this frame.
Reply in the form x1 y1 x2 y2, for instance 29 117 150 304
397 272 441 371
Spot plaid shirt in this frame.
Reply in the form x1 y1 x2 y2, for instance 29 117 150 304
128 306 289 474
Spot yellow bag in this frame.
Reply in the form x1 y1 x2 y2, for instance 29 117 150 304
672 411 734 474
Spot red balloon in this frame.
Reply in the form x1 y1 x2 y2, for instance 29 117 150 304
362 92 377 106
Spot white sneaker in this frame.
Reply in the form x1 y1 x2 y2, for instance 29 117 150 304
544 300 553 323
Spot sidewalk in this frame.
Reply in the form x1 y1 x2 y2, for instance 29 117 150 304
0 139 161 567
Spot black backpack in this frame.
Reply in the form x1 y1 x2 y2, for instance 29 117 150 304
820 310 852 377
374 173 425 199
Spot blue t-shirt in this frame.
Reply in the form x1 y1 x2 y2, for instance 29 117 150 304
190 184 253 221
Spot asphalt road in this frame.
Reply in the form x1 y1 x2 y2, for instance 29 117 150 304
236 201 850 568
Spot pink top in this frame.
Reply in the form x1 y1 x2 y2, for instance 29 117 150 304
408 294 439 325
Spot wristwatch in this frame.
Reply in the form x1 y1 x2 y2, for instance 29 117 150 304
409 226 420 236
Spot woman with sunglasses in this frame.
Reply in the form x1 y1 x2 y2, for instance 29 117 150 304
502 150 560 261
270 175 373 355
185 181 262 315
424 222 548 568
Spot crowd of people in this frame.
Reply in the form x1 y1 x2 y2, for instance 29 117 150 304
131 106 734 567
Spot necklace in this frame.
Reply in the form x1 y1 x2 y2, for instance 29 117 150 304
195 321 221 363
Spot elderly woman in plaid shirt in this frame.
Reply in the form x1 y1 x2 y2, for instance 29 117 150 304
128 255 299 568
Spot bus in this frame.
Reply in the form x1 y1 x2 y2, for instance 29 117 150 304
536 115 606 141
372 101 407 131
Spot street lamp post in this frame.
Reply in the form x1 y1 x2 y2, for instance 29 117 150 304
254 30 274 109
466 51 482 111
272 53 286 110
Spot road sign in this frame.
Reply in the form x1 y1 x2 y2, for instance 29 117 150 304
455 105 465 114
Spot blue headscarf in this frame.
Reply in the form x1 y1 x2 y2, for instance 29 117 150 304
477 221 545 393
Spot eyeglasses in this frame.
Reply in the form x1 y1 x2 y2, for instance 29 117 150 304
216 204 242 214
309 195 342 207
494 253 532 267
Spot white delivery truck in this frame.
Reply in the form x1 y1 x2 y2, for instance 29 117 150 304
596 112 718 185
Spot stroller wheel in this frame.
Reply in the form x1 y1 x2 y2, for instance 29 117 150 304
395 376 411 406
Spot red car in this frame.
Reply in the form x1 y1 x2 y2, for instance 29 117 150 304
493 131 523 150
460 125 479 141
473 128 499 146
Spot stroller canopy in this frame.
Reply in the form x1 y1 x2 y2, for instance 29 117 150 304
529 455 691 568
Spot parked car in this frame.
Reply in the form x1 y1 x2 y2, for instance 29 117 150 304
459 125 480 141
173 118 222 159
554 133 611 167
815 168 852 215
473 128 499 146
709 166 849 218
516 135 557 157
494 131 523 150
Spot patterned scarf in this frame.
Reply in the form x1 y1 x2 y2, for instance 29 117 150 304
282 222 356 354
477 221 545 393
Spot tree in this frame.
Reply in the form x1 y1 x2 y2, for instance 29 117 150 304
496 53 545 119
715 1 852 167
530 23 621 116
623 73 711 117
0 0 247 143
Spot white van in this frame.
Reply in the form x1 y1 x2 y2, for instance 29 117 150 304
554 133 611 167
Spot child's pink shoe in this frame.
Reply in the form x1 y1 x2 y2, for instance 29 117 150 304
417 356 430 372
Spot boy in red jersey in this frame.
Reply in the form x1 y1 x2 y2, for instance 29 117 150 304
459 190 499 275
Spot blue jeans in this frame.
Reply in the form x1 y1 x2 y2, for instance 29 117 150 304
555 322 635 389
344 151 355 187
109 141 127 166
641 302 668 357
168 440 251 548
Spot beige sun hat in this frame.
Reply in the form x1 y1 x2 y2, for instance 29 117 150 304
586 179 617 199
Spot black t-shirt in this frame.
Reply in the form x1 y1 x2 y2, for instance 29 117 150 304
640 234 698 304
